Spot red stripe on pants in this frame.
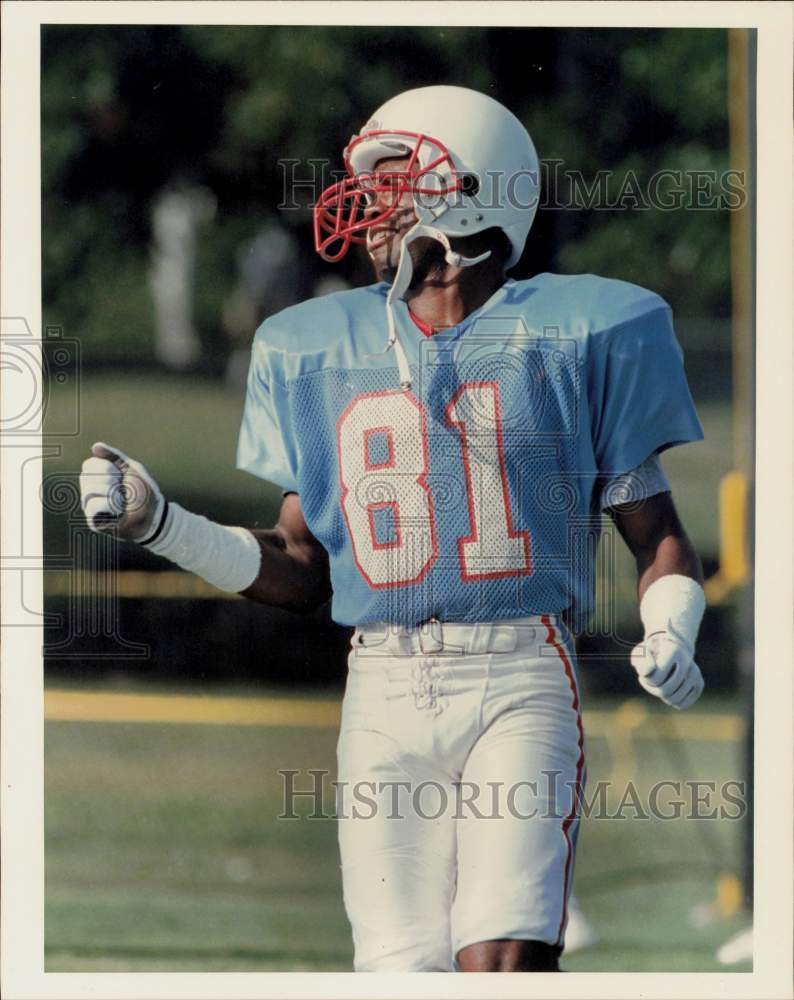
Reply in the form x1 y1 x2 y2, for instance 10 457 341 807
541 615 585 946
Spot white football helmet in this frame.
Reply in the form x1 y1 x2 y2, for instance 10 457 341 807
314 85 540 267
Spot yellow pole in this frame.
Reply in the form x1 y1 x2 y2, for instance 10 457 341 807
728 28 754 479
706 26 755 921
705 30 755 607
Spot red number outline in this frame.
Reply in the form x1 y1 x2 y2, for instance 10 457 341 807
445 380 532 581
367 500 402 550
336 389 439 589
363 425 395 471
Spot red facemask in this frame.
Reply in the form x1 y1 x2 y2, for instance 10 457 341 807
313 129 462 262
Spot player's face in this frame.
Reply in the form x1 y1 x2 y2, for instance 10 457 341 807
363 154 419 280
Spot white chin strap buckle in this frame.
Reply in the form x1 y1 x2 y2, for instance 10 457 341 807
444 249 489 268
411 224 492 269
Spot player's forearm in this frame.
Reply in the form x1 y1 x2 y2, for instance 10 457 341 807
145 511 330 613
635 530 703 601
80 444 330 612
240 528 332 614
139 507 329 613
628 531 706 710
610 492 703 599
611 495 706 709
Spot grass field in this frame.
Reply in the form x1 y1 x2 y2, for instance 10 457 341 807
45 686 752 973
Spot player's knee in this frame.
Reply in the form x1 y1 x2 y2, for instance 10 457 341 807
457 938 561 972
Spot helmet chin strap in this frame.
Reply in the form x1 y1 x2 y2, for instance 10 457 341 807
382 222 491 390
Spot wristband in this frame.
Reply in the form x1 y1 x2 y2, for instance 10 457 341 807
143 502 262 593
140 499 170 546
639 574 705 650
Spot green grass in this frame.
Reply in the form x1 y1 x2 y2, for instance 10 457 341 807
44 372 284 530
45 691 751 972
46 716 352 971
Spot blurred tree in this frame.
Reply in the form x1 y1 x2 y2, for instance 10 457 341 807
42 26 732 364
42 25 230 361
542 29 730 314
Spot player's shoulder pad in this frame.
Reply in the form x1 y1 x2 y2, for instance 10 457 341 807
514 272 670 337
252 283 388 355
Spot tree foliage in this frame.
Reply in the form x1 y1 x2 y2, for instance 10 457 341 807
42 26 733 362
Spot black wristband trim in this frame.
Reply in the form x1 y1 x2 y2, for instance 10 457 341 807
140 499 170 547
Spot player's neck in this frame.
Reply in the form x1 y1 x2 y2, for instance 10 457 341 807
405 265 507 331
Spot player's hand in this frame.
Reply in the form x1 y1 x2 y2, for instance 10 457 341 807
630 624 704 710
80 442 165 542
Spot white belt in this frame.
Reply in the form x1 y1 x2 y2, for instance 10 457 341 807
353 615 561 656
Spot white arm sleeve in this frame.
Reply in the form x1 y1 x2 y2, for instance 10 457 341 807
143 502 262 594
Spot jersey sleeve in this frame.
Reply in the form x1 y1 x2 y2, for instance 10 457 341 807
588 305 703 476
597 451 671 511
235 326 299 493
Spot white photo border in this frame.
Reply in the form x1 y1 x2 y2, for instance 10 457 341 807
2 2 791 998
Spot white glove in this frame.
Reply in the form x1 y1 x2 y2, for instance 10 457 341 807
79 441 261 592
80 442 166 542
630 575 706 710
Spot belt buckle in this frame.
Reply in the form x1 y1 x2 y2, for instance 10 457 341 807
418 617 444 655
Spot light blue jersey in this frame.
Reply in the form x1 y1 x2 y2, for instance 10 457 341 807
237 274 702 627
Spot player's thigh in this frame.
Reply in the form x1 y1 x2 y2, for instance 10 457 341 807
451 679 584 955
337 726 457 971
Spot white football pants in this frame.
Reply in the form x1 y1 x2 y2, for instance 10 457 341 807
336 615 585 972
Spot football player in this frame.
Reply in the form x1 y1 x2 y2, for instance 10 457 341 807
80 85 706 972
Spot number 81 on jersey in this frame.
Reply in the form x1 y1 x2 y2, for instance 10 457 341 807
337 384 533 589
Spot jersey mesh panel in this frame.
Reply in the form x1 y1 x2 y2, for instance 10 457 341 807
286 343 601 627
